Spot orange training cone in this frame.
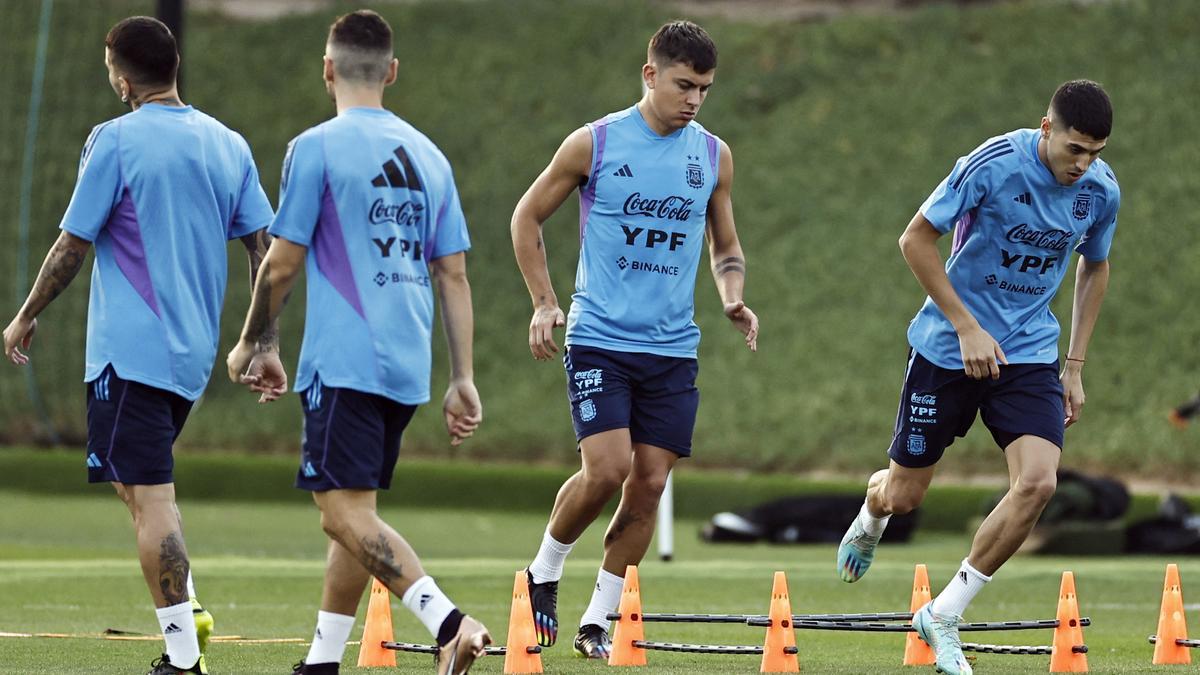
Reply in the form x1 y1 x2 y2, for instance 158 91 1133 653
903 564 935 666
356 578 397 667
1050 571 1088 673
503 570 543 673
1153 563 1191 665
760 571 800 673
608 565 646 667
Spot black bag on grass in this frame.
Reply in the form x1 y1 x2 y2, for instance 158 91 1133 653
701 495 919 544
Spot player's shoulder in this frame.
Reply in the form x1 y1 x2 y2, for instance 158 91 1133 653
82 117 123 153
590 107 635 130
1086 157 1120 197
948 130 1025 189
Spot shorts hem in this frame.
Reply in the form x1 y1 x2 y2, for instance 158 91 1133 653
630 434 692 458
576 422 631 445
91 471 174 485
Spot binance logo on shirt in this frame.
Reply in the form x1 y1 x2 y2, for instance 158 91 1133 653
371 146 423 191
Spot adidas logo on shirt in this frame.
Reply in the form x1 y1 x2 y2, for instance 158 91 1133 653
164 623 183 635
1013 192 1032 205
613 164 634 178
371 146 424 191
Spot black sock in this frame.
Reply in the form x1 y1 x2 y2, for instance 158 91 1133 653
436 609 465 647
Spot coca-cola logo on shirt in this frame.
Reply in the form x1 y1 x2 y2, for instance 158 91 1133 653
622 193 694 221
1005 224 1071 251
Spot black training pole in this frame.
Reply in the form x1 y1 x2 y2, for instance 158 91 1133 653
156 0 185 96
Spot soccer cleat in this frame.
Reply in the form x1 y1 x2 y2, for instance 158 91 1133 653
146 653 204 675
913 603 972 675
291 660 339 674
572 624 612 659
837 514 881 582
525 569 559 647
191 598 213 675
1169 408 1190 429
436 614 491 675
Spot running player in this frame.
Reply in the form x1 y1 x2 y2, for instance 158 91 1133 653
225 10 489 675
835 80 1119 675
2 16 277 675
511 20 758 658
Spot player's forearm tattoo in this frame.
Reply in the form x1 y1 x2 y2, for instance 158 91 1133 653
713 256 745 277
158 532 190 605
244 231 280 351
359 533 402 586
21 236 88 319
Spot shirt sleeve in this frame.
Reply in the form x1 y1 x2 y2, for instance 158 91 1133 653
59 122 123 242
919 140 1011 234
228 137 275 240
267 132 324 247
1075 185 1120 262
427 160 471 260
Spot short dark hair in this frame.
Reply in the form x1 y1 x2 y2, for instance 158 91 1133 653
105 16 179 87
1050 79 1112 139
648 20 717 73
327 10 393 82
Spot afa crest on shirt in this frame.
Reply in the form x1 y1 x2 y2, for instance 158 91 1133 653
1072 193 1092 220
686 163 704 189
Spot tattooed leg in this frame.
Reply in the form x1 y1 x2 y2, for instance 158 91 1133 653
313 489 426 598
123 483 191 607
599 443 678 576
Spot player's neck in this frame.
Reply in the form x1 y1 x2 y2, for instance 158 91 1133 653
130 86 183 110
636 100 682 137
334 85 386 114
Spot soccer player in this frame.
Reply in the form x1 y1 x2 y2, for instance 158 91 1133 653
511 20 758 658
225 10 489 675
835 80 1119 675
2 16 277 675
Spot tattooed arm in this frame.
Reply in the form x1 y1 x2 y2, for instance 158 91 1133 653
4 231 91 365
226 237 305 401
240 228 278 352
705 139 758 352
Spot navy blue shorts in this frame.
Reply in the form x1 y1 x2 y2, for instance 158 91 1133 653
297 377 418 491
85 364 193 485
564 346 699 457
888 351 1065 468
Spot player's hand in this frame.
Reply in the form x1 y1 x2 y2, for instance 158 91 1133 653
3 315 37 366
242 350 289 403
443 378 482 446
958 325 1006 380
723 301 758 352
528 304 566 361
1061 361 1085 428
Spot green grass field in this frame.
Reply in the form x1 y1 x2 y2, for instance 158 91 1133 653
1 488 1193 674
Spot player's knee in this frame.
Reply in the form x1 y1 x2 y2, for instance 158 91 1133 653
881 488 925 515
583 464 629 496
626 472 668 503
319 508 354 542
1012 472 1057 507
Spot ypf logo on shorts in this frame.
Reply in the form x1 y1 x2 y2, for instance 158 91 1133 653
574 368 604 396
579 399 597 422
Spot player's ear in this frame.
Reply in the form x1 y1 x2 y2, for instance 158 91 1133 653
383 58 398 86
322 56 335 86
642 62 656 90
1040 115 1052 138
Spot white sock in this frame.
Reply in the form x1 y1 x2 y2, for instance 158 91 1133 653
186 571 196 600
931 558 992 617
305 610 356 665
402 576 457 640
156 600 200 668
528 529 575 584
860 502 891 537
579 568 624 630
